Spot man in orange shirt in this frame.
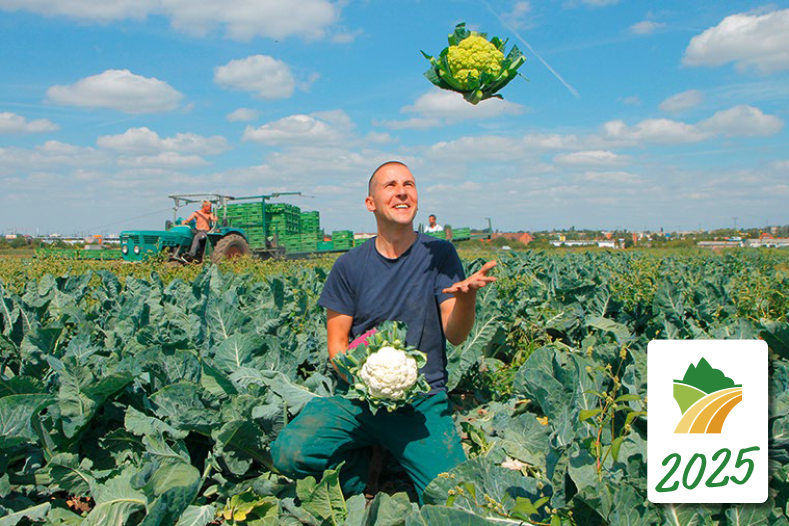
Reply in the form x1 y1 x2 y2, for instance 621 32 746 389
183 200 218 261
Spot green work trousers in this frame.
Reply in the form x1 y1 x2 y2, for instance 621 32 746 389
270 391 466 501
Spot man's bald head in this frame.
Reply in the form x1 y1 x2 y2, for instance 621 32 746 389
368 160 410 196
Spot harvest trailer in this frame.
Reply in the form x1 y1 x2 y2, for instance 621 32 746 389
120 193 355 263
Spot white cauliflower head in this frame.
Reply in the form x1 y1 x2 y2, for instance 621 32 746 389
359 346 419 400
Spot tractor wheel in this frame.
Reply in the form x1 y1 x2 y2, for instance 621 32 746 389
211 234 251 264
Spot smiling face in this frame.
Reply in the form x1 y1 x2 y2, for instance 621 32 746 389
366 162 418 228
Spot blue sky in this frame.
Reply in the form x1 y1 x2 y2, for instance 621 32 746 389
1 0 788 235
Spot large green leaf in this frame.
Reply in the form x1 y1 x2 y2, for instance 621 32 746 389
174 505 216 526
137 459 201 526
0 394 54 448
47 453 95 495
405 505 510 525
296 464 346 525
361 492 418 526
724 501 773 526
423 456 542 518
0 503 51 526
82 469 147 526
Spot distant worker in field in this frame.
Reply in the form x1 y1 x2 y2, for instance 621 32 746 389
271 161 496 501
183 200 217 261
424 214 443 233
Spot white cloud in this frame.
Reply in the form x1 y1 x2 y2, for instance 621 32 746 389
601 118 709 145
579 0 618 6
578 171 642 184
427 135 528 162
427 132 583 163
366 132 394 144
503 1 533 30
403 90 525 122
377 117 441 130
0 141 111 175
683 9 789 74
242 110 353 146
381 89 525 129
660 90 704 113
226 108 259 122
117 152 209 168
0 112 59 134
0 0 342 41
46 70 183 113
330 28 363 44
426 181 482 193
97 127 229 155
523 133 582 150
554 150 630 167
698 105 783 137
214 55 296 100
620 96 642 106
629 21 665 35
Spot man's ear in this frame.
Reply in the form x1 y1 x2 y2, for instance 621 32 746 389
365 195 375 212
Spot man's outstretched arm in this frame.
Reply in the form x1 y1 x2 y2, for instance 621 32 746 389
440 261 497 346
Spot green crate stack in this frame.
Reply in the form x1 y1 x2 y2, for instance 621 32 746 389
452 227 471 240
332 230 354 250
221 202 264 227
425 230 446 239
244 226 267 248
300 210 320 234
299 232 320 252
266 203 301 237
277 234 302 252
317 240 334 251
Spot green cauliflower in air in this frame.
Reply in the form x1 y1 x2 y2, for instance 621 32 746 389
422 23 526 105
332 321 430 414
447 35 505 89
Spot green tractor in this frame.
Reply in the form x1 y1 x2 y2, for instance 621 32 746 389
120 193 295 263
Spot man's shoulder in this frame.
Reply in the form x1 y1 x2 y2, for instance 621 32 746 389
417 232 454 249
332 238 373 266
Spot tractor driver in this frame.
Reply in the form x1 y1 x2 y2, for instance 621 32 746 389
184 200 218 261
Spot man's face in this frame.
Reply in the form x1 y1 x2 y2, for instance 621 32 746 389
428 216 436 227
366 164 418 226
202 203 211 213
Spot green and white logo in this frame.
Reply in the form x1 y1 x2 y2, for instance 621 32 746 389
673 357 742 434
648 340 767 504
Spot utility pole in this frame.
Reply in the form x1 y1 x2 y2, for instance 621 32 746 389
732 216 738 231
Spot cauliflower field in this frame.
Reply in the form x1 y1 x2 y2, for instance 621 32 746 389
1 250 788 525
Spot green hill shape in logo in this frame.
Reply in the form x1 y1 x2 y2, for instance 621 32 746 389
673 357 741 415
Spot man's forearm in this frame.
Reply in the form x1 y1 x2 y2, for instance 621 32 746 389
444 293 476 345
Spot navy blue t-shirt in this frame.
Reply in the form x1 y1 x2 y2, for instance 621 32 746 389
318 233 465 392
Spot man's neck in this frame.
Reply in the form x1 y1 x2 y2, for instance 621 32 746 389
375 222 417 259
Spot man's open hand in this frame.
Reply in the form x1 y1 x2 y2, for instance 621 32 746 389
442 260 497 296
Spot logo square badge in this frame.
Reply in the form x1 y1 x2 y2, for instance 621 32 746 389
647 340 768 503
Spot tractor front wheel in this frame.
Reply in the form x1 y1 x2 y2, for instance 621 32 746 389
210 234 251 264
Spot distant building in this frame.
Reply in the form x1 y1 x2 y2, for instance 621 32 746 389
493 232 534 245
697 241 744 249
550 240 597 247
745 237 789 248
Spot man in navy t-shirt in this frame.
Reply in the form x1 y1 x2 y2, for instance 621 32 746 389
271 161 496 501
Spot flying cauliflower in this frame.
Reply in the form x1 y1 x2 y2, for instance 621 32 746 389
422 23 526 105
332 321 430 414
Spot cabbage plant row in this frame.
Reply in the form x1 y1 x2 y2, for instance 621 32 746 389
0 251 787 525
